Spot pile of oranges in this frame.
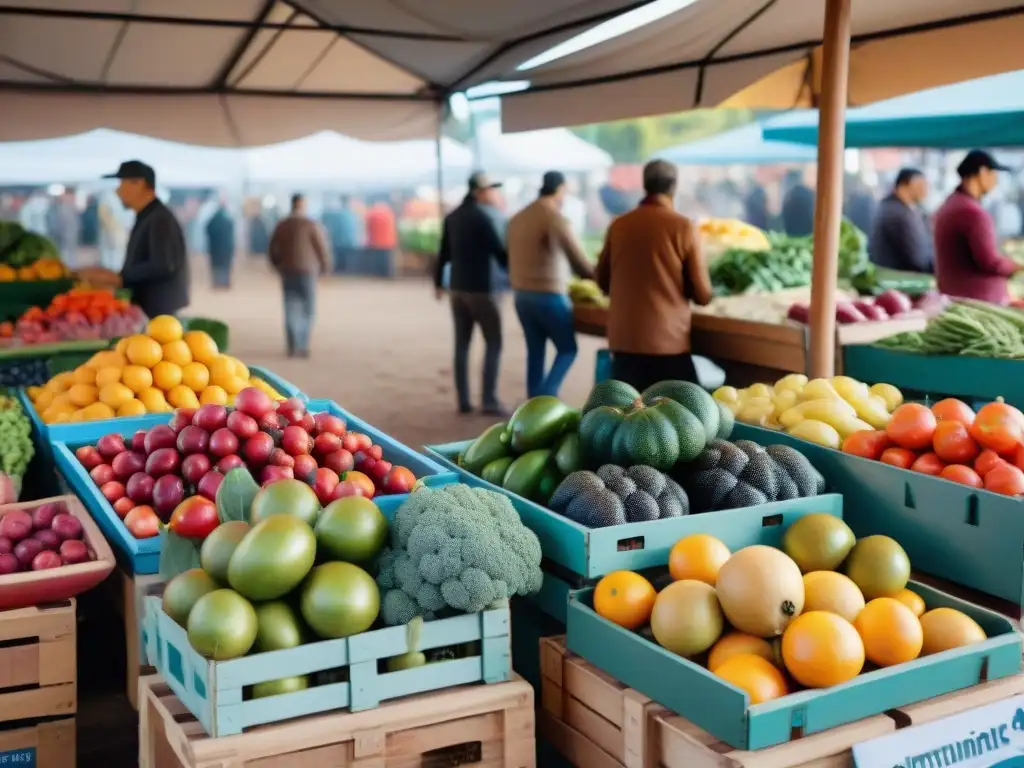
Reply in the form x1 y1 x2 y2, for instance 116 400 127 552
27 315 283 424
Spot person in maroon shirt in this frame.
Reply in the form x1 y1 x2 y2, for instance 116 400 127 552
933 150 1021 304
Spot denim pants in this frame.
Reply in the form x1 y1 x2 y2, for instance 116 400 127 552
281 272 317 354
514 291 578 398
450 291 502 411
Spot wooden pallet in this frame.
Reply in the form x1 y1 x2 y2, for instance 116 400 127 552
106 567 163 710
139 673 537 768
0 717 75 767
0 599 76 723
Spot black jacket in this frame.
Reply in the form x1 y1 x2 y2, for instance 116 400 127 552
782 184 816 237
434 197 508 292
868 194 933 273
121 199 190 318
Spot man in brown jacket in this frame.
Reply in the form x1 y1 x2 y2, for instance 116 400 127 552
268 193 331 358
596 160 713 391
507 171 594 398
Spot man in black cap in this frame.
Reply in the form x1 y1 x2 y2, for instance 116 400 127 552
434 172 508 415
78 160 190 318
933 150 1020 303
506 170 593 399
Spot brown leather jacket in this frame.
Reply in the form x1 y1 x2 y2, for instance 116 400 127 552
268 215 331 275
596 196 713 355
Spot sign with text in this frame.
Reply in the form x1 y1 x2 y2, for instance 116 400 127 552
0 748 35 765
854 696 1024 767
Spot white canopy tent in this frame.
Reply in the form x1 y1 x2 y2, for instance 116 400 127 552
0 0 652 145
473 120 613 175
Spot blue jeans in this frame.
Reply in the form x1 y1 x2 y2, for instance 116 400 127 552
282 273 317 354
514 291 578 398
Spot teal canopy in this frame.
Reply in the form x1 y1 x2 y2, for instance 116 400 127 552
657 122 817 166
762 71 1024 148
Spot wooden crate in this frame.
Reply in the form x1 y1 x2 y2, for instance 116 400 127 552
0 717 75 767
893 670 1024 727
139 673 536 768
107 567 163 710
0 599 76 723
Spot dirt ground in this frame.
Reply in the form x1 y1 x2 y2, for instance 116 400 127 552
204 255 605 448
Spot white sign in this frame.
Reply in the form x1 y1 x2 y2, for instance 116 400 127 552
854 695 1024 767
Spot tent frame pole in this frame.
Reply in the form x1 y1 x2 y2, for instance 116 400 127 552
808 0 852 378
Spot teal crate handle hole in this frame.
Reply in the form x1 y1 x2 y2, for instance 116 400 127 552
193 673 207 700
616 535 644 552
168 644 184 687
904 483 916 509
762 513 783 528
966 495 980 527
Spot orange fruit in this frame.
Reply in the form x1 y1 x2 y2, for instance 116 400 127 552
81 402 116 421
69 409 88 422
199 385 228 405
184 330 219 364
594 571 656 630
73 366 98 385
139 387 171 413
95 367 123 388
115 337 131 356
854 597 923 667
99 382 135 410
68 383 98 408
220 375 247 395
181 362 211 392
781 611 864 688
802 571 865 623
714 653 789 704
208 355 236 383
146 315 183 345
117 399 148 417
708 632 777 673
920 608 987 655
45 372 74 393
894 588 925 618
167 385 200 410
33 390 54 411
126 335 163 367
668 534 730 585
227 356 250 380
122 365 154 394
152 362 182 391
161 340 193 367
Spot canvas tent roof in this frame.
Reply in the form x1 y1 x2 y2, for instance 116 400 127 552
499 0 1024 132
657 121 816 166
474 120 612 175
0 0 649 146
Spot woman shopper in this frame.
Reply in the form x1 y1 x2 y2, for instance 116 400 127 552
507 171 595 398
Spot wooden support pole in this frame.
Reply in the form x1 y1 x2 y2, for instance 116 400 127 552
808 0 852 378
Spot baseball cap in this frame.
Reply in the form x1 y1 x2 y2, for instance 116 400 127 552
539 170 566 196
103 160 156 187
468 171 502 192
957 149 1011 179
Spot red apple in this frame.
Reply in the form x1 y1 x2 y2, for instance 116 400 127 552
197 471 224 501
177 425 210 455
368 459 392 483
293 453 318 480
322 449 355 475
168 408 197 433
298 412 315 433
100 481 126 503
243 433 275 465
341 434 360 453
145 448 181 478
367 444 383 462
235 387 276 419
312 432 342 457
259 465 294 486
216 454 244 473
330 480 367 500
152 475 185 520
226 410 259 440
208 428 239 458
269 448 295 467
75 445 103 470
313 412 346 437
89 463 115 487
111 450 146 481
112 497 135 519
277 397 306 423
353 452 375 474
258 411 282 430
311 467 339 505
353 433 373 452
181 454 212 485
0 510 32 542
126 472 155 505
96 433 126 460
144 425 177 454
30 503 59 531
131 429 148 453
193 404 228 432
281 425 313 456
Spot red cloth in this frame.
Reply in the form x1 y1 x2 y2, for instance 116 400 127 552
933 188 1017 304
365 204 397 249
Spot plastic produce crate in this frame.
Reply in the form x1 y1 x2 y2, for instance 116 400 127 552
248 365 304 401
731 422 1024 612
142 492 512 738
843 344 1024 409
564 494 1023 751
50 414 173 575
424 441 834 582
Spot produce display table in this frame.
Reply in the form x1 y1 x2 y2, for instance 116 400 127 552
574 304 926 383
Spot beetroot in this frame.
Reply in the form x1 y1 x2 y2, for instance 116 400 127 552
835 302 867 324
131 429 148 453
235 387 275 419
146 448 181 478
243 433 275 465
0 553 19 574
59 539 89 565
177 425 210 456
31 503 59 531
313 412 346 437
143 425 178 455
168 408 197 433
13 538 43 567
259 465 294 486
33 528 61 551
193 404 228 433
875 289 913 316
293 454 318 480
226 410 259 440
126 472 155 504
181 454 212 485
31 550 62 571
51 513 84 541
269 448 294 468
861 304 889 321
216 454 244 473
281 425 313 457
111 450 146 481
0 536 12 555
786 303 810 323
96 433 126 460
197 471 224 501
208 428 239 458
152 475 185 520
0 510 32 542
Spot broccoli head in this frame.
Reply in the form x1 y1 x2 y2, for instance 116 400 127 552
376 484 544 625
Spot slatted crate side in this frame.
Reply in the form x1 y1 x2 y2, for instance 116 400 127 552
892 671 1024 727
140 674 537 768
0 717 75 767
0 599 76 722
540 636 662 768
124 570 164 711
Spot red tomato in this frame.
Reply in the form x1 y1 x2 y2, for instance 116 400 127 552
975 449 1007 478
879 447 917 469
931 398 976 427
886 403 937 451
940 464 983 488
984 463 1024 496
842 430 892 461
124 505 160 539
112 497 135 519
932 420 980 465
970 399 1024 454
911 452 946 476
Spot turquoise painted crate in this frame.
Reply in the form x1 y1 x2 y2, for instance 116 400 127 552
50 414 173 574
249 365 305 401
731 423 1024 610
424 440 836 581
843 345 1024 408
564 495 1023 751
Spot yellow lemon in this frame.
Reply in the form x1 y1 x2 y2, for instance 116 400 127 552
121 365 154 394
90 350 126 370
45 372 74 393
161 340 193 367
126 335 163 368
115 337 131 356
99 382 135 410
117 399 148 417
95 367 122 388
183 330 219 364
72 366 97 385
199 385 228 405
151 362 182 391
81 402 116 421
167 385 200 410
146 315 184 345
69 409 88 423
139 387 170 413
225 356 249 380
68 383 98 408
33 390 54 411
220 375 247 395
208 355 236 383
49 393 72 411
181 363 210 392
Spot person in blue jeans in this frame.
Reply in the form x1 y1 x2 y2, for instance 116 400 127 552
506 171 595 398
